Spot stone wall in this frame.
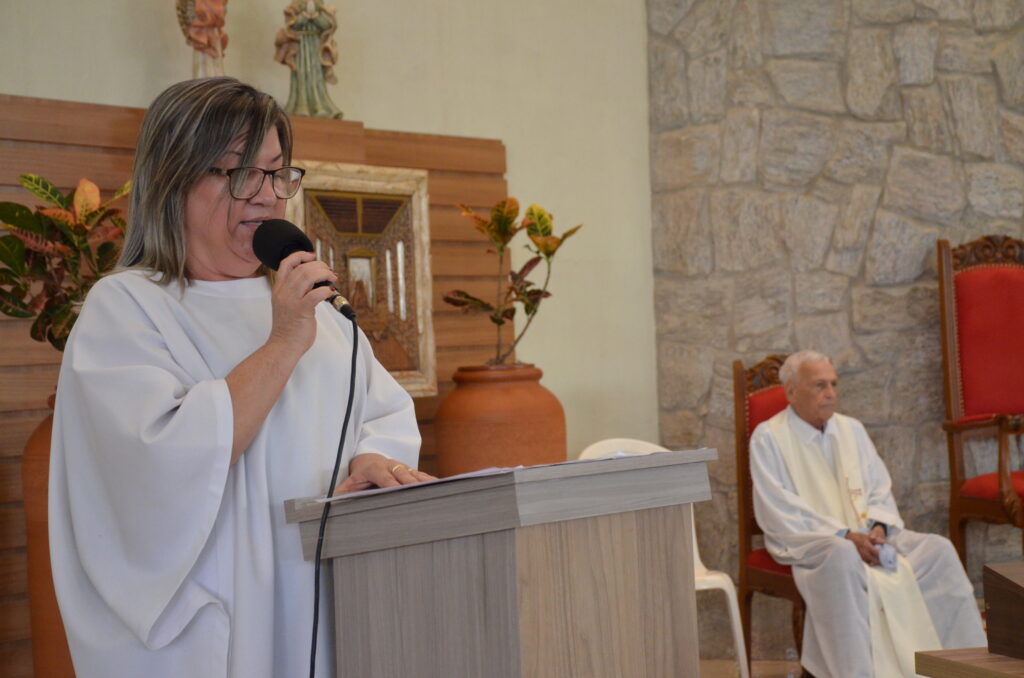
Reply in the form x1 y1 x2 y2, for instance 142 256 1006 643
648 0 1024 661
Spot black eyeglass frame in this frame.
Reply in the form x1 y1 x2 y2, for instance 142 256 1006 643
208 165 307 200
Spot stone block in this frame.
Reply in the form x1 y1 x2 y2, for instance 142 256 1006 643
937 28 996 74
890 359 945 426
763 0 847 58
854 325 941 368
1001 108 1024 164
942 75 1001 158
671 0 736 57
852 283 937 331
651 124 721 191
795 312 862 369
654 276 732 345
782 195 839 272
965 162 1024 218
825 120 907 184
864 209 938 285
732 267 793 352
869 426 918 504
853 0 917 23
687 49 728 123
974 0 1024 30
894 22 938 85
658 408 705 450
651 188 714 276
834 184 882 249
729 0 763 70
915 421 948 483
657 341 716 410
993 29 1024 112
795 271 850 313
704 424 738 488
825 248 866 276
727 70 777 107
811 177 852 205
710 188 786 271
766 59 846 114
902 85 954 153
705 371 736 431
847 28 902 121
839 365 892 425
759 108 837 187
648 37 689 130
647 0 696 36
882 146 966 225
916 0 972 21
905 482 949 536
721 107 759 183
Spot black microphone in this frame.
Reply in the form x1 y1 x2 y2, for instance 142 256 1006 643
253 219 356 320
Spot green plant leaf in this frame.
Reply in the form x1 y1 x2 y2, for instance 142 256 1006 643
510 256 542 285
0 201 42 233
101 180 132 208
0 235 27 276
443 289 494 312
96 240 119 272
0 287 32 318
489 306 515 325
489 198 522 248
47 305 76 351
73 178 101 222
20 174 69 209
525 204 553 238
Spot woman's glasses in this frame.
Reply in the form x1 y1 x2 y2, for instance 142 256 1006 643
208 166 306 200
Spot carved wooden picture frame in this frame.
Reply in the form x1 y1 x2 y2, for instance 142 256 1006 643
286 161 436 397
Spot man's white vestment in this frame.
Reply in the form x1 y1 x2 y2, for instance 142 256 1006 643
49 271 421 677
750 407 985 678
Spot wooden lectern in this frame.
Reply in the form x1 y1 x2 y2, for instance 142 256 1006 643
285 449 714 678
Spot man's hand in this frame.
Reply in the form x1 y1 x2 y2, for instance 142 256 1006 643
868 523 887 545
845 531 881 566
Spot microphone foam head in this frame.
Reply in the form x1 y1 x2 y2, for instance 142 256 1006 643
252 219 314 270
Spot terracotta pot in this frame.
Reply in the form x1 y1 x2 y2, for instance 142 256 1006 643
434 364 566 477
22 394 76 676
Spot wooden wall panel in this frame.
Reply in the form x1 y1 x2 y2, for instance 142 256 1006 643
0 93 507 675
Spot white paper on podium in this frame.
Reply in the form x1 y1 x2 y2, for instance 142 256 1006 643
319 451 640 503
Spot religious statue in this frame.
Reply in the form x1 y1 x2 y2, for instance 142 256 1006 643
175 0 228 78
274 1 344 119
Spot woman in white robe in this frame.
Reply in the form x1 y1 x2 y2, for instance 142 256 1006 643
49 77 429 678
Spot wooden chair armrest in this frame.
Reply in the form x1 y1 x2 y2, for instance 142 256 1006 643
942 416 1000 433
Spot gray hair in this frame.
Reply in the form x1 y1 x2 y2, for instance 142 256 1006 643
779 350 832 386
118 77 293 285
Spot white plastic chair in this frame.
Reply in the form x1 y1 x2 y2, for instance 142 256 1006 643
579 438 751 678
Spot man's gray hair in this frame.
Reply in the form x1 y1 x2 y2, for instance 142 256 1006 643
779 350 832 386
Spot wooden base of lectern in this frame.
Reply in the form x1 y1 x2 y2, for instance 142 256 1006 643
286 449 714 678
334 505 694 678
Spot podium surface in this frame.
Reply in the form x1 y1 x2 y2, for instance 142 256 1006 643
286 449 715 678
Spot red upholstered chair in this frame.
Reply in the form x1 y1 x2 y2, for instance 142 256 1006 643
937 236 1024 565
733 355 806 671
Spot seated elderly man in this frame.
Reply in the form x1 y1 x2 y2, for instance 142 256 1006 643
750 350 985 678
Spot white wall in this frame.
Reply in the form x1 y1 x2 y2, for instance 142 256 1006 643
0 0 659 455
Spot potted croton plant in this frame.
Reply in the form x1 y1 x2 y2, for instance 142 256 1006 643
434 197 581 476
0 173 129 677
0 174 130 349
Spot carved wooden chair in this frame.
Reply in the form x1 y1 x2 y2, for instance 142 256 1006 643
733 355 806 673
937 235 1024 566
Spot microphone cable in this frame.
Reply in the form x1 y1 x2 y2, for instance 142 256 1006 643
309 315 358 678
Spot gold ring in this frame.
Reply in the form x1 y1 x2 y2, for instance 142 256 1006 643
390 464 406 474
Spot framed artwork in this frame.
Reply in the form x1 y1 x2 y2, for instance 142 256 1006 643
286 161 436 397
